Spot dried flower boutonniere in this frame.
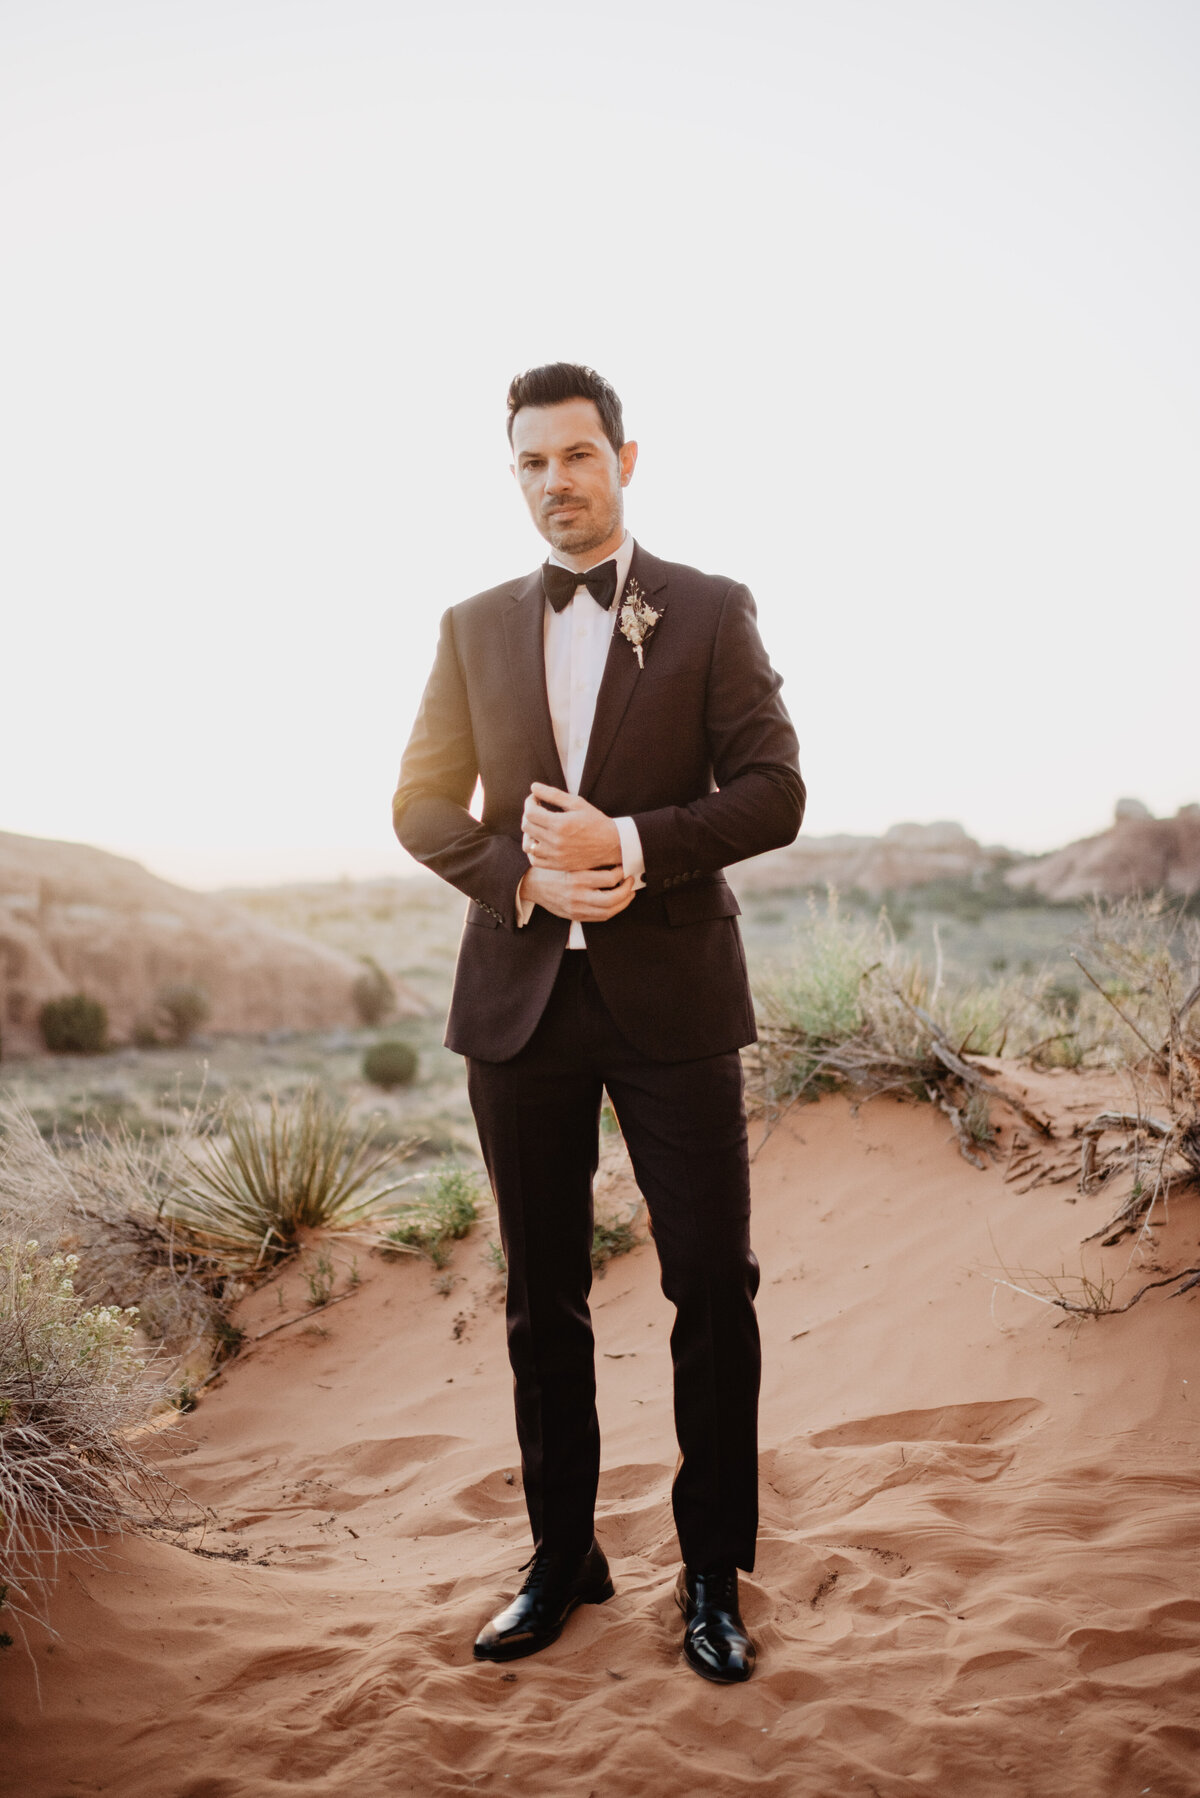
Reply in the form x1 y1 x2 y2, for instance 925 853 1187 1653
614 578 662 670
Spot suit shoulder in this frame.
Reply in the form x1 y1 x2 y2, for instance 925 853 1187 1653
640 549 749 601
447 573 532 626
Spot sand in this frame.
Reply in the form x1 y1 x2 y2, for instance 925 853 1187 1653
3 1076 1199 1797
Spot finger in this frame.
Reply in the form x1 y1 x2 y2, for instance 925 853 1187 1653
580 875 634 914
529 782 579 810
523 799 562 834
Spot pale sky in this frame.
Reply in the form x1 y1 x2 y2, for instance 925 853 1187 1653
2 0 1197 889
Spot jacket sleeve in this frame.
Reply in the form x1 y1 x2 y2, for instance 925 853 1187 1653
631 582 804 887
392 607 530 929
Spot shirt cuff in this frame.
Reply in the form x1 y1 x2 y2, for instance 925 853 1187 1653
515 870 535 928
614 816 647 889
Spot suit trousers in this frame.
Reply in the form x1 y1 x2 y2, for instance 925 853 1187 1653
466 951 761 1574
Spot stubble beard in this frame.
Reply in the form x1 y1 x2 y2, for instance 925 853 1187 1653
543 492 622 559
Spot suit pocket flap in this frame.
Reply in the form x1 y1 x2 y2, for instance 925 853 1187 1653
662 882 741 927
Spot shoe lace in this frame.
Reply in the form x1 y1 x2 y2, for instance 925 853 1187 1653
695 1569 738 1611
516 1552 552 1595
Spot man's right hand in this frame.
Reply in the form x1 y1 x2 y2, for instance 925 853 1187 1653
519 865 635 923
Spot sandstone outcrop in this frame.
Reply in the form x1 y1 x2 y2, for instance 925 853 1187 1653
732 820 1000 896
0 832 422 1056
1005 803 1200 902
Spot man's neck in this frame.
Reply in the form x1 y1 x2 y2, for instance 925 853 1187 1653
549 525 628 574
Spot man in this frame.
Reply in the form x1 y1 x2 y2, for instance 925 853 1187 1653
393 363 803 1684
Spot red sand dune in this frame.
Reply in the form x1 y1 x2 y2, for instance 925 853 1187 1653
3 1079 1200 1797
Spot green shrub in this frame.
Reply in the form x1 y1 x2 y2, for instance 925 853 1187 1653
157 984 211 1046
352 960 396 1027
592 1213 640 1272
363 1039 418 1090
38 995 108 1055
383 1161 481 1267
170 1086 414 1269
756 891 1090 1124
485 1237 507 1275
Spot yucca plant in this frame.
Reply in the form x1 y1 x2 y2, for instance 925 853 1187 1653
171 1086 414 1269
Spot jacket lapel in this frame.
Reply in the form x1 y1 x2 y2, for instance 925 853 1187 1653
579 544 670 799
503 571 566 787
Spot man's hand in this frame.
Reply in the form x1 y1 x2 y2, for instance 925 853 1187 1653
519 865 635 923
522 784 622 873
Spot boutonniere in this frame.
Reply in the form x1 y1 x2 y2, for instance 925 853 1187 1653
614 578 662 670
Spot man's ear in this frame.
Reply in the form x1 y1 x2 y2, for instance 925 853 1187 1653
619 440 638 487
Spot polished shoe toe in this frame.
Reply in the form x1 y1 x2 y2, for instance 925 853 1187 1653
473 1539 614 1662
675 1566 756 1684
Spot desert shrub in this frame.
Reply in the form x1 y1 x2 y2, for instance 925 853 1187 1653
383 1161 481 1267
38 994 108 1055
754 893 1093 1163
485 1237 507 1275
0 1240 170 1635
157 984 211 1046
592 1212 640 1272
170 1086 414 1269
352 959 396 1028
363 1039 418 1090
0 1097 228 1367
1070 895 1200 1069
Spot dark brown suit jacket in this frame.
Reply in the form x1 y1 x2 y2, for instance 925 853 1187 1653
393 544 804 1062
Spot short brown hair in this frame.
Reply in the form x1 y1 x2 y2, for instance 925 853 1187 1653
506 363 625 456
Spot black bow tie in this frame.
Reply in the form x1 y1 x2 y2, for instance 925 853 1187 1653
542 559 618 613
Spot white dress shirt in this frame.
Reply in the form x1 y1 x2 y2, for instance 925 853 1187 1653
517 532 646 947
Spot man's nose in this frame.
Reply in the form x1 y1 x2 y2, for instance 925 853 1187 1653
544 459 573 493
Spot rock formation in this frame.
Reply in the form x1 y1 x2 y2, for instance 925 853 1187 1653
732 820 1000 896
0 832 422 1056
1005 803 1200 902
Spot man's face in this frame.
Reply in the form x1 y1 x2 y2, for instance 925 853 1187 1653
511 398 638 563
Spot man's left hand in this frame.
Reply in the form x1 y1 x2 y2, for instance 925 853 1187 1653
522 784 622 873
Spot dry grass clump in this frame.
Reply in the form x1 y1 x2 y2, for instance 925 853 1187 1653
1063 897 1200 1257
1070 895 1200 1075
0 1098 223 1370
170 1085 415 1271
0 1240 175 1642
758 893 1200 1319
760 896 1069 1090
1 1084 416 1367
755 895 1064 1160
0 1085 414 1636
759 893 1200 1109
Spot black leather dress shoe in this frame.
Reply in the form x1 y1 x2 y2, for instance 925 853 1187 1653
675 1566 756 1683
473 1539 615 1662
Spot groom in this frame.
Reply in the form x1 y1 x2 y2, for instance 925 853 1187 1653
393 363 803 1683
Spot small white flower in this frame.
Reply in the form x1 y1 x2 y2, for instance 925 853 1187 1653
614 578 662 670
